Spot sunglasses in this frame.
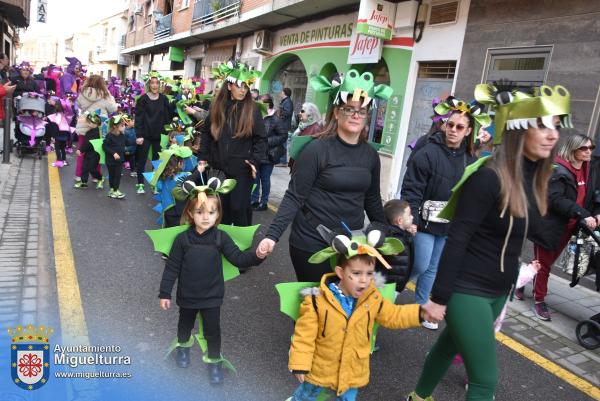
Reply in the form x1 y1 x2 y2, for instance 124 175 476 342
578 145 596 152
446 121 468 132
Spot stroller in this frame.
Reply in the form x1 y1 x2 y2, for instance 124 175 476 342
13 92 47 159
557 217 600 350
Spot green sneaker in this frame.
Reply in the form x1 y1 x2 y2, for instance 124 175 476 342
96 178 104 190
406 392 434 401
114 190 126 199
152 186 159 195
108 189 116 198
74 181 88 189
136 184 145 194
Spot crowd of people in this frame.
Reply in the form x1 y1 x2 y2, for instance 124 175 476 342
3 55 597 401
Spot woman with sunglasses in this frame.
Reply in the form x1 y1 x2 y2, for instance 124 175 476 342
401 98 485 330
518 133 598 320
256 70 392 281
407 84 571 401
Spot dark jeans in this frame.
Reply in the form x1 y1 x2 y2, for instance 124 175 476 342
135 138 161 184
177 306 221 359
289 245 333 282
55 140 66 161
251 163 275 205
106 162 123 190
81 154 102 183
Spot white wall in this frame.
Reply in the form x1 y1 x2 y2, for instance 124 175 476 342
386 0 471 199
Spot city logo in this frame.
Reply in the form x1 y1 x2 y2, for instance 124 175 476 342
8 324 54 390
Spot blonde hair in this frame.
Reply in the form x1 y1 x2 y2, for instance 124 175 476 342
488 128 555 217
180 195 222 226
558 133 593 164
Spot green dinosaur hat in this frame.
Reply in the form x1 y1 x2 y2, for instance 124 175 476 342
142 71 165 92
310 69 394 107
474 83 572 144
211 60 261 87
108 113 131 130
433 96 492 141
83 109 101 125
173 176 236 209
309 223 404 269
150 145 193 187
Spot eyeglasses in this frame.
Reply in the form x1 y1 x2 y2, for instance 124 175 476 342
339 106 369 119
578 145 596 152
446 121 468 132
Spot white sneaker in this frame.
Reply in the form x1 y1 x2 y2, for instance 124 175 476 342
422 320 439 330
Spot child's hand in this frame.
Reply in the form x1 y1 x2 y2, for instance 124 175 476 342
136 138 144 145
245 160 257 179
530 260 542 273
408 224 417 236
294 373 305 383
257 238 275 258
159 299 171 310
76 149 81 156
421 300 446 323
113 153 120 160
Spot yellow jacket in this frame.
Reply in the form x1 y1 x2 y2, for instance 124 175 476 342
288 273 421 395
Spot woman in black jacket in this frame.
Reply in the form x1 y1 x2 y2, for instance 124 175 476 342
134 72 173 194
13 62 38 98
400 99 485 329
198 60 267 226
251 94 287 211
256 69 391 281
407 83 570 401
523 133 598 320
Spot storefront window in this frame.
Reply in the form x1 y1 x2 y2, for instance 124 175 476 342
363 60 390 143
270 57 308 128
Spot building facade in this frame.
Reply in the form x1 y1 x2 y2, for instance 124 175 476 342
454 0 600 141
0 0 30 63
87 10 129 78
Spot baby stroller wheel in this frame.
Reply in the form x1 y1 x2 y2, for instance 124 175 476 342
575 319 600 350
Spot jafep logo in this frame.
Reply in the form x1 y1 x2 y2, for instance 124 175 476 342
8 324 54 390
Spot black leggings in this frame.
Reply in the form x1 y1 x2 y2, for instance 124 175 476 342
106 162 123 190
289 245 333 282
135 138 161 184
177 307 221 359
81 154 102 183
221 162 253 226
55 140 66 161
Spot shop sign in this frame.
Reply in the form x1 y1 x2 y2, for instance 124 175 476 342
277 22 354 49
347 31 382 64
37 0 48 23
356 0 394 40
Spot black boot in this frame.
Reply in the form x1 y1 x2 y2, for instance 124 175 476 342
207 362 224 385
174 346 190 368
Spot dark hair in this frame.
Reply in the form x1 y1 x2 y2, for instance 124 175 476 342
384 199 410 225
259 93 274 109
160 156 183 180
338 254 376 269
283 87 292 97
209 83 257 139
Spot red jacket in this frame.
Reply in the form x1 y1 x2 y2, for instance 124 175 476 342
0 85 6 120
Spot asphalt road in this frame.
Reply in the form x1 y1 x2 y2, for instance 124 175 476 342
51 161 596 401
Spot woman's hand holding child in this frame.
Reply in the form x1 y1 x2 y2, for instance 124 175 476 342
159 299 171 310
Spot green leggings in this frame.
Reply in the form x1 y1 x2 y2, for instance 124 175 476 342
415 292 507 401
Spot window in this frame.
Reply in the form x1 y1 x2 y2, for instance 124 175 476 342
145 1 153 24
180 0 190 9
128 15 135 31
194 59 202 77
429 1 459 25
417 61 456 79
484 46 552 88
107 69 112 78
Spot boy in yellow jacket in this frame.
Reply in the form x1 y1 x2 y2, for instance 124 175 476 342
286 251 440 401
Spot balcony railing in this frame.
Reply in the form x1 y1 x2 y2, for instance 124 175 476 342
154 13 172 40
192 0 240 26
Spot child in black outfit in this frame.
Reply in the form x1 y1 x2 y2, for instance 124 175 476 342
103 114 128 199
46 99 74 168
74 111 104 189
159 178 265 385
380 199 416 293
